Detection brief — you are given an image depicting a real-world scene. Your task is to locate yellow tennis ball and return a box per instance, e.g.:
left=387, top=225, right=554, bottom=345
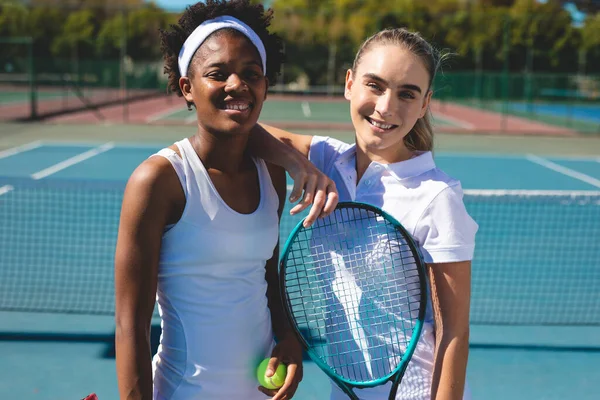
left=256, top=358, right=287, bottom=389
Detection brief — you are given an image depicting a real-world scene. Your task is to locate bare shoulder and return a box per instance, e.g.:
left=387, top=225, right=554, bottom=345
left=123, top=155, right=184, bottom=215
left=127, top=156, right=178, bottom=192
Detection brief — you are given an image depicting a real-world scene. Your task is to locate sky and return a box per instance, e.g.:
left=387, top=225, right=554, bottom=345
left=151, top=0, right=195, bottom=12
left=150, top=0, right=273, bottom=10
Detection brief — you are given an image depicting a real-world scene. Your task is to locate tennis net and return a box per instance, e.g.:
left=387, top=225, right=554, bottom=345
left=1, top=177, right=599, bottom=325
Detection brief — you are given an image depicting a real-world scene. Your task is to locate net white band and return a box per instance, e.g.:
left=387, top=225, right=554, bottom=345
left=178, top=15, right=267, bottom=77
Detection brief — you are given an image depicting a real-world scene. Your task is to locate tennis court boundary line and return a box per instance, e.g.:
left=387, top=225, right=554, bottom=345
left=526, top=154, right=600, bottom=188
left=463, top=189, right=600, bottom=196
left=436, top=152, right=600, bottom=162
left=31, top=142, right=115, bottom=180
left=0, top=185, right=14, bottom=196
left=469, top=343, right=600, bottom=353
left=0, top=140, right=42, bottom=160
left=285, top=185, right=600, bottom=196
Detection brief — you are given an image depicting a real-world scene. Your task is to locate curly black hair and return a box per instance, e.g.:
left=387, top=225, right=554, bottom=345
left=160, top=0, right=284, bottom=108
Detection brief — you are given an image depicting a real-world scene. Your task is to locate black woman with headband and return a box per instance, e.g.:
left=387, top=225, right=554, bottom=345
left=114, top=1, right=337, bottom=399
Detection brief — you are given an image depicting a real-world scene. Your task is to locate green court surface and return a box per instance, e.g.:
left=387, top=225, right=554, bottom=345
left=0, top=90, right=66, bottom=105
left=1, top=122, right=600, bottom=399
left=158, top=98, right=460, bottom=127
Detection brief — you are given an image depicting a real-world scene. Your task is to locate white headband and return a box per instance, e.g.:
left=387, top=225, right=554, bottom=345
left=178, top=15, right=267, bottom=77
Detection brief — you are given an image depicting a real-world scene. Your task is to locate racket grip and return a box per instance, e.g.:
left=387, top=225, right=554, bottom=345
left=337, top=382, right=359, bottom=400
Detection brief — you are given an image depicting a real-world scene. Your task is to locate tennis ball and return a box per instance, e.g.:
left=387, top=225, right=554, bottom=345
left=256, top=358, right=287, bottom=389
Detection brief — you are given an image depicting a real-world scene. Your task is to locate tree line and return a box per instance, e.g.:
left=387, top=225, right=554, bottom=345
left=1, top=0, right=599, bottom=85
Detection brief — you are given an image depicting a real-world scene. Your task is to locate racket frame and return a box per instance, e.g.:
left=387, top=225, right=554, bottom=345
left=279, top=202, right=428, bottom=399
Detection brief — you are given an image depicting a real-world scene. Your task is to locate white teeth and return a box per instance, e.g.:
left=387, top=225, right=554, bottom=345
left=224, top=103, right=250, bottom=111
left=369, top=119, right=393, bottom=129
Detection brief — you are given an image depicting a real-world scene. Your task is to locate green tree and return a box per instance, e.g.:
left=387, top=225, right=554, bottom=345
left=441, top=8, right=508, bottom=71
left=51, top=9, right=96, bottom=59
left=31, top=0, right=146, bottom=10
left=97, top=4, right=171, bottom=60
left=126, top=4, right=170, bottom=60
left=96, top=12, right=125, bottom=59
left=580, top=12, right=600, bottom=72
left=0, top=2, right=29, bottom=37
left=581, top=12, right=600, bottom=53
left=509, top=0, right=579, bottom=72
left=27, top=7, right=64, bottom=59
left=0, top=3, right=30, bottom=74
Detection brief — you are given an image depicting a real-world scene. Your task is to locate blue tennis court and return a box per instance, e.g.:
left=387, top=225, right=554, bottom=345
left=509, top=103, right=600, bottom=124
left=1, top=140, right=600, bottom=399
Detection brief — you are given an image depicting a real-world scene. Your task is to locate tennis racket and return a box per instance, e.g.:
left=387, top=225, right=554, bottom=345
left=280, top=202, right=427, bottom=400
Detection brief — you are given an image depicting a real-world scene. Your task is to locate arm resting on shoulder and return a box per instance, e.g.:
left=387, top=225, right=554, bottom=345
left=248, top=123, right=312, bottom=161
left=249, top=123, right=338, bottom=226
left=428, top=261, right=471, bottom=400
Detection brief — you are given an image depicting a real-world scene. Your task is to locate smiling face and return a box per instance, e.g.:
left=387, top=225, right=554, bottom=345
left=345, top=43, right=432, bottom=162
left=180, top=30, right=268, bottom=137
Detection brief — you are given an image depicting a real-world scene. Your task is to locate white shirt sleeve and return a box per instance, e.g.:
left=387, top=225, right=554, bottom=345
left=415, top=183, right=478, bottom=264
left=308, top=136, right=351, bottom=174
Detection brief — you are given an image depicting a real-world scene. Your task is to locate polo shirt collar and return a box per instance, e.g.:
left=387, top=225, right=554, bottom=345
left=335, top=142, right=357, bottom=165
left=334, top=144, right=436, bottom=182
left=385, top=151, right=436, bottom=181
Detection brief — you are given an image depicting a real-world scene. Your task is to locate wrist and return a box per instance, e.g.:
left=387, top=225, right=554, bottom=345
left=275, top=330, right=298, bottom=343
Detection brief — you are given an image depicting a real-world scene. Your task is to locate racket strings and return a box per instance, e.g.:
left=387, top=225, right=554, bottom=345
left=284, top=207, right=424, bottom=383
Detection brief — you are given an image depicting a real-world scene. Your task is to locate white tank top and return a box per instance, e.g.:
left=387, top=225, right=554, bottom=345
left=151, top=138, right=278, bottom=400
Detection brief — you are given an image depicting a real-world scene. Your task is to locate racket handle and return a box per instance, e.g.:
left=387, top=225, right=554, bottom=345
left=388, top=373, right=403, bottom=400
left=336, top=381, right=359, bottom=400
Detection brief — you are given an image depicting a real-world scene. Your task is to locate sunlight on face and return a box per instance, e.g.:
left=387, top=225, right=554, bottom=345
left=181, top=30, right=268, bottom=136
left=345, top=44, right=432, bottom=162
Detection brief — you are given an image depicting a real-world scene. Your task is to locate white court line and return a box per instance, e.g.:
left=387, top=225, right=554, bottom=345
left=546, top=155, right=600, bottom=163
left=0, top=185, right=14, bottom=196
left=464, top=189, right=600, bottom=196
left=31, top=142, right=115, bottom=180
left=526, top=154, right=600, bottom=189
left=30, top=141, right=168, bottom=149
left=146, top=105, right=187, bottom=123
left=0, top=141, right=43, bottom=160
left=301, top=101, right=312, bottom=118
left=286, top=184, right=600, bottom=197
left=437, top=152, right=600, bottom=162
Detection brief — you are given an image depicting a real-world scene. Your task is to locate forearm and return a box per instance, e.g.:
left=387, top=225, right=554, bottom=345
left=248, top=124, right=305, bottom=170
left=115, top=326, right=153, bottom=400
left=267, top=280, right=295, bottom=340
left=430, top=332, right=470, bottom=400
left=427, top=261, right=471, bottom=400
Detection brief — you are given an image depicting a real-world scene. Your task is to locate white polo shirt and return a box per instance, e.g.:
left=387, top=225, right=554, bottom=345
left=309, top=136, right=477, bottom=400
